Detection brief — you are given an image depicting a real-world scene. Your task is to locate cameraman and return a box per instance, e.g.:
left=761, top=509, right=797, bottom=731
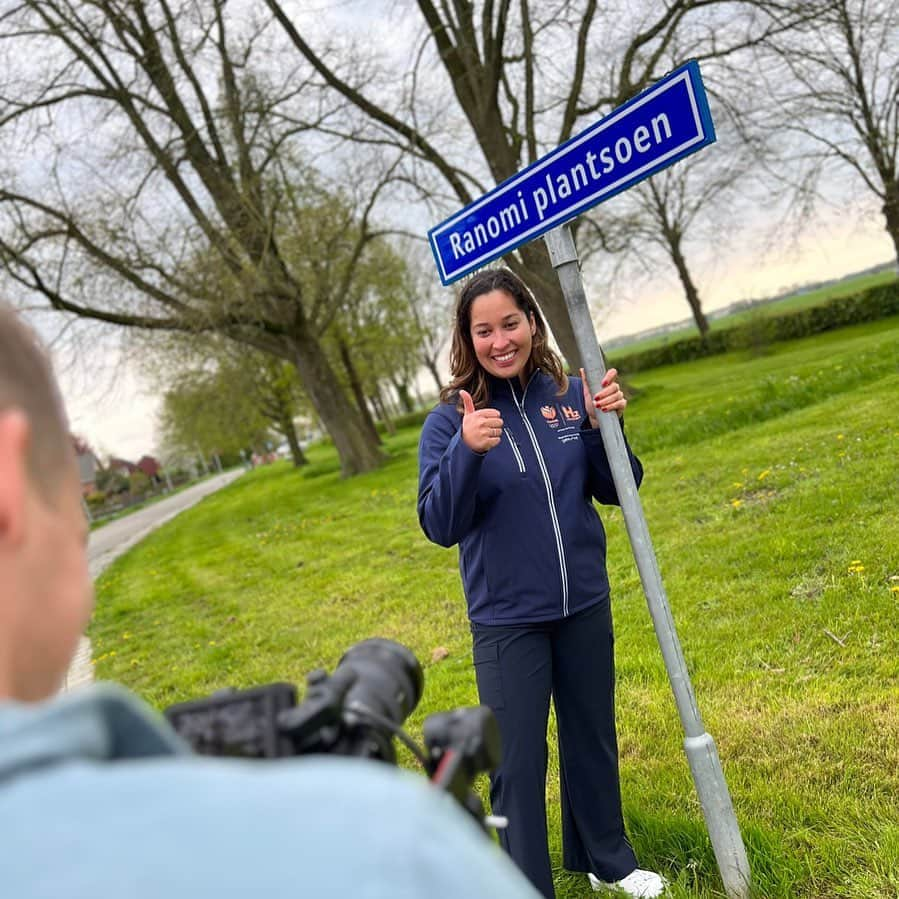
left=0, top=303, right=540, bottom=899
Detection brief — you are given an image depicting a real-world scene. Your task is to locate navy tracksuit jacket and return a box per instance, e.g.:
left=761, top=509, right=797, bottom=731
left=417, top=371, right=643, bottom=625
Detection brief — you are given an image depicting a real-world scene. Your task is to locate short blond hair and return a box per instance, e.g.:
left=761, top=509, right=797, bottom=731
left=0, top=302, right=74, bottom=500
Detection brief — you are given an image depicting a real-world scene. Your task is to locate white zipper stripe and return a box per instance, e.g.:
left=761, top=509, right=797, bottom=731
left=504, top=428, right=526, bottom=473
left=509, top=382, right=570, bottom=616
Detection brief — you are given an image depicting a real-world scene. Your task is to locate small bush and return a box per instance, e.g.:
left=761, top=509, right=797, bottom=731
left=374, top=408, right=432, bottom=434
left=85, top=491, right=107, bottom=510
left=387, top=408, right=432, bottom=431
left=128, top=471, right=151, bottom=498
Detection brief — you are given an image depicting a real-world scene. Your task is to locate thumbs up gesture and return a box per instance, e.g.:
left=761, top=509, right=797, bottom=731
left=459, top=390, right=504, bottom=453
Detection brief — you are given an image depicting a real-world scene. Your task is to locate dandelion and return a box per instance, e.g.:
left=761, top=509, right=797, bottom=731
left=836, top=434, right=844, bottom=441
left=730, top=499, right=744, bottom=509
left=758, top=469, right=771, bottom=481
left=891, top=586, right=899, bottom=595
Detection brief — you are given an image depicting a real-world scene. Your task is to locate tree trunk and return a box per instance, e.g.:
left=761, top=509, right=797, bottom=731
left=288, top=331, right=384, bottom=476
left=667, top=234, right=709, bottom=336
left=391, top=376, right=414, bottom=414
left=424, top=357, right=443, bottom=395
left=278, top=409, right=308, bottom=467
left=882, top=183, right=899, bottom=268
left=337, top=336, right=382, bottom=446
left=512, top=241, right=583, bottom=370
left=370, top=392, right=396, bottom=436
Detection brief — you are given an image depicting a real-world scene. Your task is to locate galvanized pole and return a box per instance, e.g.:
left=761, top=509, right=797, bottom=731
left=544, top=224, right=751, bottom=899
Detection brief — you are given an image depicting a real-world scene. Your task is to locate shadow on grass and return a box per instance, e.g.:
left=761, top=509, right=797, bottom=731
left=299, top=457, right=343, bottom=480
left=552, top=810, right=807, bottom=898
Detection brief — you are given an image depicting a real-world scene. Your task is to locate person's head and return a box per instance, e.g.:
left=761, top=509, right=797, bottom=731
left=441, top=268, right=566, bottom=407
left=0, top=303, right=93, bottom=702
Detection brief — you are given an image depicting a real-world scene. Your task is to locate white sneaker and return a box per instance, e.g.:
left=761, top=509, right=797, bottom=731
left=588, top=868, right=668, bottom=897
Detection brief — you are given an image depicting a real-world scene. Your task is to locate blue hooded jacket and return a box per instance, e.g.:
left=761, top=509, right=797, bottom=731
left=418, top=371, right=643, bottom=625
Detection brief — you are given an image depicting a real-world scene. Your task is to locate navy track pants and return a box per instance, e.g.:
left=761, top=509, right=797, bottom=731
left=471, top=600, right=637, bottom=899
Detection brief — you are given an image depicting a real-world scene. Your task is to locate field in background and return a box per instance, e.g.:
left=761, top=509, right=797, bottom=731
left=91, top=315, right=899, bottom=898
left=608, top=268, right=898, bottom=358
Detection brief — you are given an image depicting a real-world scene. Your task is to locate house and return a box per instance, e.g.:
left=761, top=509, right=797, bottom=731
left=107, top=457, right=139, bottom=477
left=136, top=455, right=162, bottom=482
left=72, top=435, right=101, bottom=497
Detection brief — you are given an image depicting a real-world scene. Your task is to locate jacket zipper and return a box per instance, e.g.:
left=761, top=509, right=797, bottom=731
left=504, top=428, right=526, bottom=474
left=509, top=380, right=570, bottom=616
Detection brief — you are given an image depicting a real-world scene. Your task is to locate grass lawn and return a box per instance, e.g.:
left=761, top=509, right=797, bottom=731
left=91, top=315, right=899, bottom=898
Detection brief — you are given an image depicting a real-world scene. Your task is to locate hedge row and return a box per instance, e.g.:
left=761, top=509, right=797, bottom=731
left=609, top=279, right=899, bottom=374
left=375, top=408, right=431, bottom=434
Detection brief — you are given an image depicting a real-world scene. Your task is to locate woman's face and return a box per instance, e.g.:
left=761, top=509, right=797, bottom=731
left=469, top=289, right=536, bottom=382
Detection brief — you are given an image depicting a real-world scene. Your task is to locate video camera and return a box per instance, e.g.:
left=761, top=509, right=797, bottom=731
left=164, top=638, right=503, bottom=829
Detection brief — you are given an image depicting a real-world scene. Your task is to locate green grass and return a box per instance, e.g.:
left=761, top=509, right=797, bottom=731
left=611, top=268, right=898, bottom=356
left=91, top=315, right=899, bottom=898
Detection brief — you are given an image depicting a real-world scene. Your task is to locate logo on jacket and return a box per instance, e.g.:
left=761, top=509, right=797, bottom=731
left=540, top=404, right=560, bottom=429
left=561, top=405, right=581, bottom=422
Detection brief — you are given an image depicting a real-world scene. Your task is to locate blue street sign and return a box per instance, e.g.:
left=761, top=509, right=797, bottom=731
left=428, top=60, right=716, bottom=285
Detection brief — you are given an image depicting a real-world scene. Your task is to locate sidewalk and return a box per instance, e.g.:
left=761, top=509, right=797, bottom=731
left=63, top=468, right=246, bottom=691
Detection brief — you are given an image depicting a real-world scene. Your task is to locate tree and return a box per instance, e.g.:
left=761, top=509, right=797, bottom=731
left=398, top=240, right=455, bottom=396
left=248, top=356, right=310, bottom=468
left=266, top=0, right=805, bottom=368
left=159, top=366, right=273, bottom=464
left=328, top=237, right=432, bottom=419
left=142, top=330, right=312, bottom=467
left=0, top=0, right=392, bottom=476
left=756, top=0, right=899, bottom=265
left=591, top=130, right=759, bottom=336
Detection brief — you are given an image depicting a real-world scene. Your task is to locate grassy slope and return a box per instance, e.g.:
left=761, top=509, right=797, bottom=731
left=92, top=316, right=899, bottom=898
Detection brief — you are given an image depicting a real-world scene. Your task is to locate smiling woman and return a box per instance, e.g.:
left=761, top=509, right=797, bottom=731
left=417, top=268, right=664, bottom=899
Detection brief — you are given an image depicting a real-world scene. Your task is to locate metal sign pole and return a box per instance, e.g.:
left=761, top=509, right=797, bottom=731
left=544, top=224, right=751, bottom=899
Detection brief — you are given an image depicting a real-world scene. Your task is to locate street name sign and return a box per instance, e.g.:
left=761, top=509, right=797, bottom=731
left=428, top=60, right=716, bottom=285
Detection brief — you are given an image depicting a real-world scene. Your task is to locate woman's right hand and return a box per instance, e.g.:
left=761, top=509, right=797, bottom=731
left=460, top=390, right=503, bottom=453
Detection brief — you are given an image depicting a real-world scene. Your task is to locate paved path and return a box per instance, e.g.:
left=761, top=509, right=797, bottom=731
left=63, top=469, right=246, bottom=691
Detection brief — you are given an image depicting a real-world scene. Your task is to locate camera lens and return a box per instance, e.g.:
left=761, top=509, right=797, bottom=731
left=338, top=638, right=424, bottom=733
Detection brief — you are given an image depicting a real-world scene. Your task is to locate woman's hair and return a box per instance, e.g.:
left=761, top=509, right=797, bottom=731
left=440, top=268, right=567, bottom=408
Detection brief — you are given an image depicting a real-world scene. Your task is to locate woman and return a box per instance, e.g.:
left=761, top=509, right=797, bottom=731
left=417, top=269, right=666, bottom=899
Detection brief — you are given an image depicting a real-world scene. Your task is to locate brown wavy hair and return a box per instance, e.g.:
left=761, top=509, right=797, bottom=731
left=439, top=268, right=567, bottom=409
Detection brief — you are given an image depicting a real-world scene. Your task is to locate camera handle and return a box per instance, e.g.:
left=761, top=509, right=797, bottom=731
left=423, top=707, right=505, bottom=833
left=277, top=667, right=508, bottom=834
left=337, top=700, right=507, bottom=835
